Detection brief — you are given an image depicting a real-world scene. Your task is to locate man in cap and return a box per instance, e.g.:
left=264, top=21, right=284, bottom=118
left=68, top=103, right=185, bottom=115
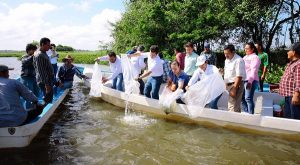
left=0, top=65, right=43, bottom=127
left=200, top=43, right=217, bottom=66
left=186, top=56, right=222, bottom=109
left=279, top=42, right=300, bottom=120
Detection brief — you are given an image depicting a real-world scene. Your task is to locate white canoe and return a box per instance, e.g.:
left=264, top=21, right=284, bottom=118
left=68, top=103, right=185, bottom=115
left=0, top=89, right=69, bottom=148
left=84, top=70, right=300, bottom=140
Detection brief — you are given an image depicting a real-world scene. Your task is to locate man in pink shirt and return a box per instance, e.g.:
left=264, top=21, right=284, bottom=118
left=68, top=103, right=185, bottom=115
left=242, top=42, right=261, bottom=114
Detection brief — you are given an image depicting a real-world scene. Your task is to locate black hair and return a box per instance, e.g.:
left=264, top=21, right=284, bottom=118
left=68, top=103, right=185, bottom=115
left=224, top=44, right=235, bottom=52
left=158, top=52, right=163, bottom=59
left=291, top=42, right=300, bottom=55
left=255, top=41, right=263, bottom=50
left=184, top=42, right=194, bottom=48
left=137, top=45, right=145, bottom=51
left=40, top=37, right=50, bottom=46
left=50, top=43, right=56, bottom=48
left=26, top=44, right=37, bottom=53
left=246, top=42, right=258, bottom=54
left=150, top=45, right=159, bottom=54
left=174, top=47, right=181, bottom=52
left=171, top=60, right=180, bottom=67
left=108, top=52, right=116, bottom=57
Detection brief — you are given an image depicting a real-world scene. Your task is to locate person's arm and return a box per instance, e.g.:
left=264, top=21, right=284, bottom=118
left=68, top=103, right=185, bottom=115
left=21, top=55, right=33, bottom=67
left=96, top=55, right=109, bottom=62
left=16, top=81, right=38, bottom=103
left=292, top=64, right=300, bottom=105
left=186, top=70, right=199, bottom=89
left=261, top=53, right=269, bottom=80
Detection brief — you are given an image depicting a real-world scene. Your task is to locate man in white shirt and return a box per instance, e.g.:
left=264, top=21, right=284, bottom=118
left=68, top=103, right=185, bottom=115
left=96, top=52, right=124, bottom=91
left=46, top=44, right=59, bottom=80
left=186, top=55, right=222, bottom=109
left=129, top=45, right=163, bottom=100
left=224, top=44, right=246, bottom=112
left=128, top=45, right=146, bottom=94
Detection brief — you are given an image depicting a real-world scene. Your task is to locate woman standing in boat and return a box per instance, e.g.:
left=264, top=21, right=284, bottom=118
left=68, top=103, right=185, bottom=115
left=96, top=52, right=124, bottom=91
left=242, top=42, right=261, bottom=114
left=129, top=45, right=164, bottom=100
left=279, top=42, right=300, bottom=120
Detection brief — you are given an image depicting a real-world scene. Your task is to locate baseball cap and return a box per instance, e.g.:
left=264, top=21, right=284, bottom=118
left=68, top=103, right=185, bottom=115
left=195, top=55, right=207, bottom=66
left=204, top=43, right=210, bottom=48
left=0, top=65, right=14, bottom=72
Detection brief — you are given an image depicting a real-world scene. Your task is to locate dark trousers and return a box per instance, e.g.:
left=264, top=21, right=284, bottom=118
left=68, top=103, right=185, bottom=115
left=39, top=83, right=53, bottom=104
left=22, top=105, right=44, bottom=124
left=284, top=96, right=300, bottom=120
left=138, top=78, right=145, bottom=95
left=258, top=76, right=264, bottom=92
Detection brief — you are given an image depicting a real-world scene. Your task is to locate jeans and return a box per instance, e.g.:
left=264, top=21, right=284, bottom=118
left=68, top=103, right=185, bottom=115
left=208, top=94, right=222, bottom=109
left=242, top=80, right=258, bottom=114
left=112, top=73, right=124, bottom=91
left=144, top=76, right=163, bottom=100
left=284, top=96, right=300, bottom=120
left=20, top=76, right=40, bottom=108
left=52, top=63, right=58, bottom=80
left=39, top=83, right=53, bottom=104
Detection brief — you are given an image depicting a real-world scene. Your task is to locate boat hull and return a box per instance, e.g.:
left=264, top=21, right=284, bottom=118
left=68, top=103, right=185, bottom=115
left=84, top=79, right=300, bottom=140
left=0, top=89, right=69, bottom=148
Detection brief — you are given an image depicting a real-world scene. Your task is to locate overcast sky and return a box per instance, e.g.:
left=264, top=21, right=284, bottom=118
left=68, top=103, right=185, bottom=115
left=0, top=0, right=124, bottom=50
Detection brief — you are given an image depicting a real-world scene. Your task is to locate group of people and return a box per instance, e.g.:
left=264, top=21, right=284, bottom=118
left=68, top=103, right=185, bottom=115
left=0, top=37, right=87, bottom=127
left=97, top=40, right=300, bottom=120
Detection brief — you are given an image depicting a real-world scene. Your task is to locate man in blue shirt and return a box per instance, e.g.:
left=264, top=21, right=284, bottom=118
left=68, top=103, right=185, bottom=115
left=57, top=55, right=88, bottom=89
left=167, top=61, right=190, bottom=103
left=0, top=65, right=43, bottom=127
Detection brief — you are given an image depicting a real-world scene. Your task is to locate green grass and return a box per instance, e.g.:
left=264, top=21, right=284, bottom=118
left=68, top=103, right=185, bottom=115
left=0, top=51, right=108, bottom=64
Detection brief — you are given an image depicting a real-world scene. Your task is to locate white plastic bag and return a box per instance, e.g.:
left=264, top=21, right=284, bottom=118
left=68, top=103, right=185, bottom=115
left=121, top=54, right=140, bottom=94
left=182, top=73, right=225, bottom=107
left=159, top=87, right=183, bottom=110
left=89, top=62, right=102, bottom=97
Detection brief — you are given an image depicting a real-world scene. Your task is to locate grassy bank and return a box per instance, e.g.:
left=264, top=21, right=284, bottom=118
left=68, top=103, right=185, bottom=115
left=0, top=51, right=107, bottom=64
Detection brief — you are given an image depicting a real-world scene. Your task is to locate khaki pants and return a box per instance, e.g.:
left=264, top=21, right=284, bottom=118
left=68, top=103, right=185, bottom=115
left=227, top=84, right=244, bottom=112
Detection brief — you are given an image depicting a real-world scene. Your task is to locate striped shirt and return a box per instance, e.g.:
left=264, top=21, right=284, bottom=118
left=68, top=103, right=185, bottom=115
left=279, top=59, right=300, bottom=97
left=33, top=51, right=54, bottom=85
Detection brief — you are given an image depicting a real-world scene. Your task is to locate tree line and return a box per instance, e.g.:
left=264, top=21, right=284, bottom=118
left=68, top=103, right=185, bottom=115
left=112, top=0, right=300, bottom=54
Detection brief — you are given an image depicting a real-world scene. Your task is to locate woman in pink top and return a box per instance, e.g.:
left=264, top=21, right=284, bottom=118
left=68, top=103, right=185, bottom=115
left=242, top=42, right=261, bottom=114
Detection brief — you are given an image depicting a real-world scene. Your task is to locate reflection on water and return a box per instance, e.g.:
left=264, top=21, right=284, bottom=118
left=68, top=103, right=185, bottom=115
left=0, top=57, right=300, bottom=164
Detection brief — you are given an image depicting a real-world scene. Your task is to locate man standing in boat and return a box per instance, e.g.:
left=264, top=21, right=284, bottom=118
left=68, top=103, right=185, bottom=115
left=184, top=42, right=198, bottom=78
left=33, top=37, right=54, bottom=104
left=128, top=45, right=146, bottom=95
left=279, top=42, right=300, bottom=120
left=20, top=43, right=39, bottom=108
left=129, top=45, right=164, bottom=100
left=223, top=44, right=247, bottom=112
left=0, top=65, right=43, bottom=127
left=96, top=52, right=124, bottom=91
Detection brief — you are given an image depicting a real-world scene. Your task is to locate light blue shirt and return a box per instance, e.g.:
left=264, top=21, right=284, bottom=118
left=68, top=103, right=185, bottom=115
left=184, top=52, right=198, bottom=76
left=0, top=77, right=38, bottom=127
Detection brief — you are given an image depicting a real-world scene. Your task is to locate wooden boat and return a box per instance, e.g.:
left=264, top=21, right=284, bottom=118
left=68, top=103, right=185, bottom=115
left=0, top=89, right=69, bottom=149
left=84, top=68, right=300, bottom=140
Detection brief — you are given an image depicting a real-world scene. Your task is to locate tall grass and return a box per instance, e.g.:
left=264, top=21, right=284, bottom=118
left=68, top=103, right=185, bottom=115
left=0, top=51, right=108, bottom=64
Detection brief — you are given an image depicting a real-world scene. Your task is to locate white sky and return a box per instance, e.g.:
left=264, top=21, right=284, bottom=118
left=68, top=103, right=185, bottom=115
left=0, top=0, right=123, bottom=50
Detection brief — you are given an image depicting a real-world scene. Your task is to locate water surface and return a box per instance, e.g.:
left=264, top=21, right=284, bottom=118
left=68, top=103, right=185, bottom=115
left=0, top=57, right=300, bottom=164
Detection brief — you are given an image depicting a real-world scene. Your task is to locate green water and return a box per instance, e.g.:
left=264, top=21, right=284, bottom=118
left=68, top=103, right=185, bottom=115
left=0, top=83, right=299, bottom=164
left=1, top=57, right=300, bottom=164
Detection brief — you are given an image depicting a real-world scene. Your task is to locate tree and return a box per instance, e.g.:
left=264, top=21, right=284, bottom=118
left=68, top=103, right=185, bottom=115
left=56, top=44, right=74, bottom=51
